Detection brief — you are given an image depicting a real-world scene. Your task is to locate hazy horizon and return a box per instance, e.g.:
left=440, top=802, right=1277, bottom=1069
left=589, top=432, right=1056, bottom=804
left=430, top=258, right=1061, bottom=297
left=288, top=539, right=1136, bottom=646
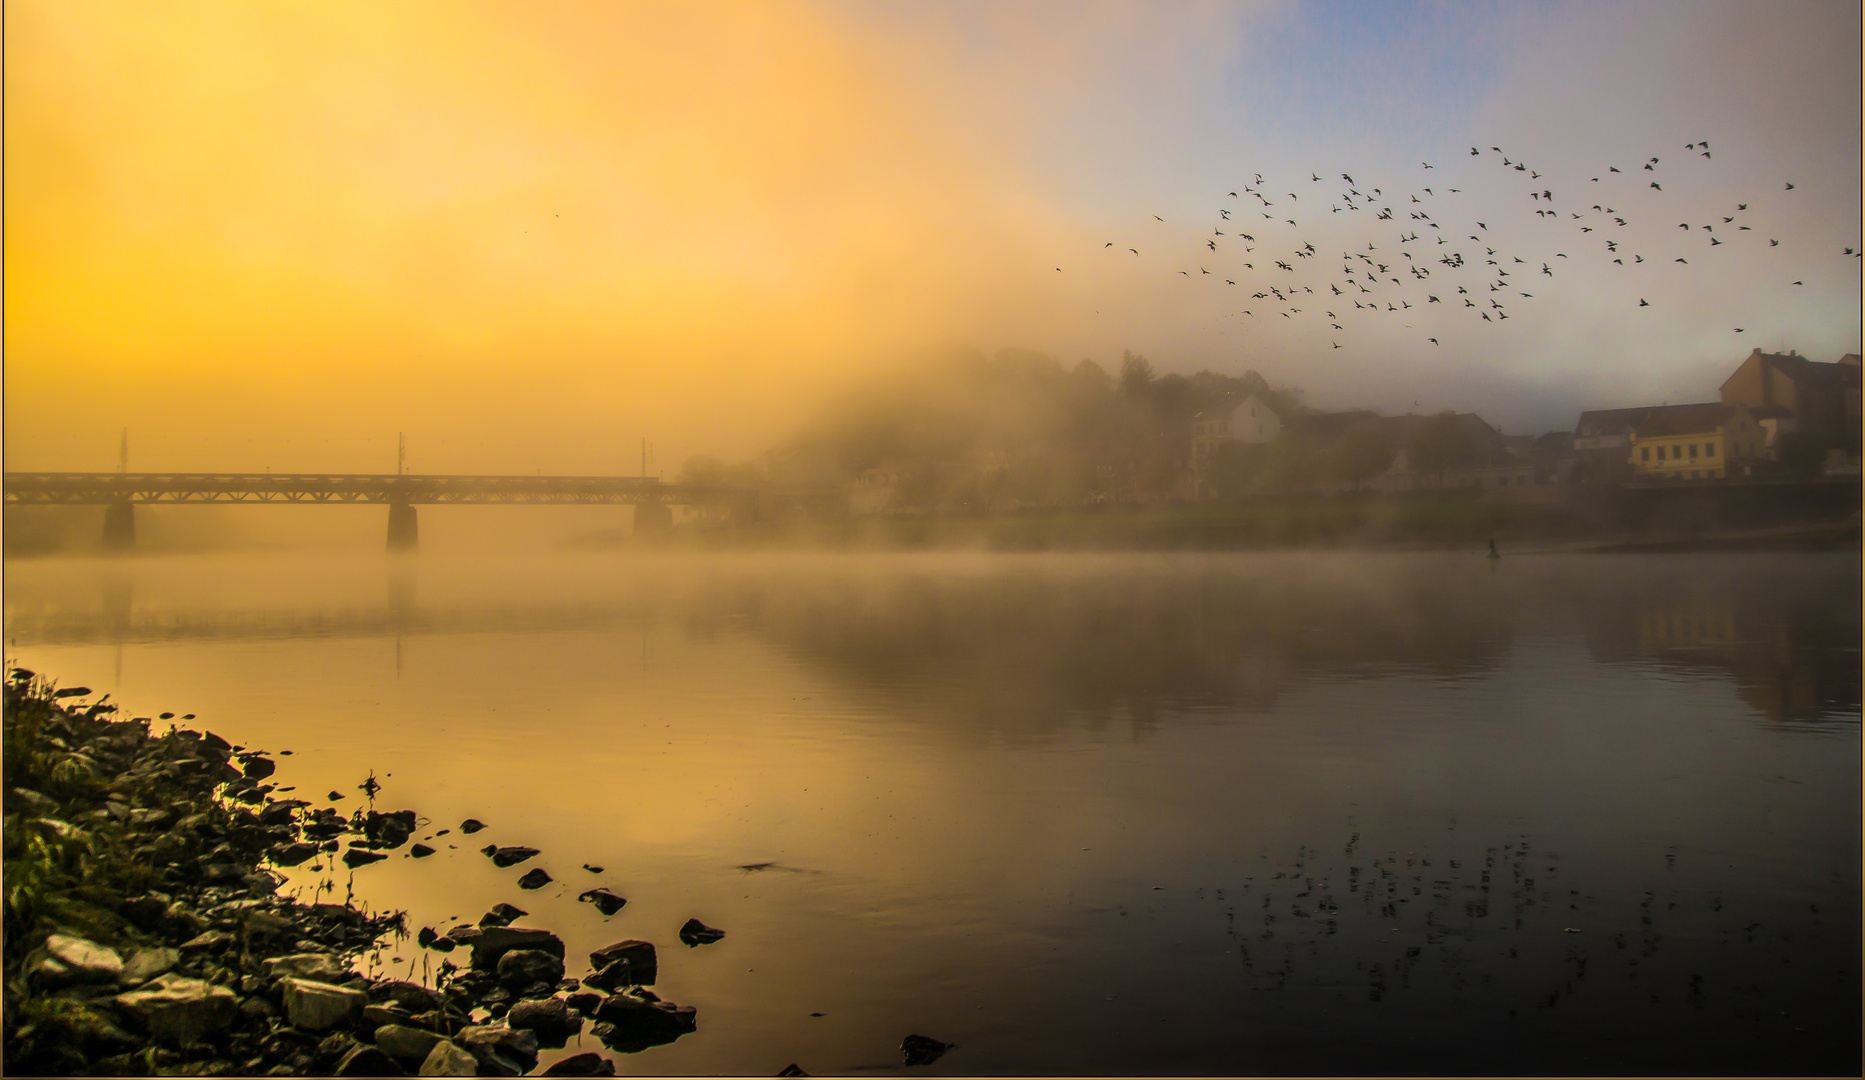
left=5, top=1, right=1859, bottom=477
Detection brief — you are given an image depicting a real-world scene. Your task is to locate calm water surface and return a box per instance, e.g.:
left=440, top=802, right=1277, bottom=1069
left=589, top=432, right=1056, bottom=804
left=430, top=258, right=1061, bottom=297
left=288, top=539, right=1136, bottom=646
left=5, top=551, right=1859, bottom=1075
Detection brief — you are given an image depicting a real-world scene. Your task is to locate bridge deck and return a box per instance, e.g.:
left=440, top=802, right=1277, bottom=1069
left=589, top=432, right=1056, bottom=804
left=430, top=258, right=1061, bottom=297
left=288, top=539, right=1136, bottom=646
left=1, top=473, right=742, bottom=506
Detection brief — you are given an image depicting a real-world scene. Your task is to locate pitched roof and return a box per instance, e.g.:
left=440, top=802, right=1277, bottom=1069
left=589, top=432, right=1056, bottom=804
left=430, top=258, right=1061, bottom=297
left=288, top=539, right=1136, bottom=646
left=1574, top=406, right=1655, bottom=437
left=1633, top=403, right=1734, bottom=438
left=1191, top=391, right=1286, bottom=422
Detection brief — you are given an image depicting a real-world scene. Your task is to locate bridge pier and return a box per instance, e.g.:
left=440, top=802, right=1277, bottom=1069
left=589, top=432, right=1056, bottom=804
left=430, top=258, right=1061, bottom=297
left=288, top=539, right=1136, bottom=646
left=387, top=502, right=418, bottom=552
left=634, top=501, right=672, bottom=537
left=101, top=502, right=136, bottom=552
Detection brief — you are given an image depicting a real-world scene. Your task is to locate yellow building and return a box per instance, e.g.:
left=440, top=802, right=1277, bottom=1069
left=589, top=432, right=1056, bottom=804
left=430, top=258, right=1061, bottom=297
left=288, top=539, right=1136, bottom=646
left=1627, top=402, right=1767, bottom=481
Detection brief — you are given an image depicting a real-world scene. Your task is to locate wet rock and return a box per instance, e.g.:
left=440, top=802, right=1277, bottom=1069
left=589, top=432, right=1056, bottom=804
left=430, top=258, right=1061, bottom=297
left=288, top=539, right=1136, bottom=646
left=543, top=1051, right=617, bottom=1076
left=901, top=1034, right=950, bottom=1067
left=376, top=979, right=443, bottom=1012
left=578, top=889, right=627, bottom=916
left=566, top=991, right=602, bottom=1014
left=517, top=868, right=553, bottom=890
left=507, top=996, right=583, bottom=1045
left=464, top=926, right=563, bottom=971
left=479, top=903, right=528, bottom=927
left=180, top=929, right=236, bottom=952
left=456, top=1023, right=540, bottom=1075
left=29, top=933, right=123, bottom=988
left=591, top=988, right=696, bottom=1052
left=336, top=1044, right=406, bottom=1077
left=585, top=940, right=657, bottom=988
left=120, top=946, right=181, bottom=985
left=417, top=1040, right=478, bottom=1076
left=266, top=953, right=349, bottom=982
left=241, top=755, right=277, bottom=780
left=364, top=1003, right=412, bottom=1028
left=777, top=1065, right=809, bottom=1077
left=114, top=972, right=240, bottom=1046
left=281, top=977, right=368, bottom=1031
left=582, top=864, right=604, bottom=874
left=460, top=819, right=488, bottom=834
left=483, top=845, right=539, bottom=868
left=257, top=798, right=308, bottom=826
left=409, top=843, right=435, bottom=858
left=678, top=918, right=726, bottom=946
left=376, top=1023, right=448, bottom=1065
left=327, top=791, right=346, bottom=801
left=364, top=809, right=418, bottom=849
left=344, top=847, right=389, bottom=868
left=416, top=927, right=456, bottom=952
left=271, top=841, right=320, bottom=867
left=498, top=947, right=565, bottom=989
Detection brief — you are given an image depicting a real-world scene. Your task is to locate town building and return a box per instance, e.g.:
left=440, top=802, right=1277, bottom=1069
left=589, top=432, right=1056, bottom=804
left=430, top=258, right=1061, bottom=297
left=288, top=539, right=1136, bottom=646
left=1719, top=349, right=1861, bottom=451
left=1189, top=392, right=1283, bottom=497
left=1627, top=402, right=1771, bottom=481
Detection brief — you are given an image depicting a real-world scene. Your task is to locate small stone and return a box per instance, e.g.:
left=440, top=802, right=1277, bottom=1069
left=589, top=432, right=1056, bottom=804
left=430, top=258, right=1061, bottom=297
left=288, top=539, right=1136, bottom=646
left=459, top=819, right=488, bottom=834
left=517, top=868, right=552, bottom=890
left=376, top=979, right=443, bottom=1011
left=409, top=843, right=435, bottom=858
left=507, top=996, right=583, bottom=1044
left=901, top=1034, right=950, bottom=1067
left=344, top=848, right=389, bottom=868
left=777, top=1065, right=809, bottom=1077
left=335, top=1044, right=404, bottom=1076
left=327, top=790, right=346, bottom=801
left=479, top=903, right=528, bottom=927
left=585, top=940, right=656, bottom=988
left=180, top=929, right=235, bottom=952
left=582, top=864, right=604, bottom=874
left=114, top=973, right=240, bottom=1046
left=266, top=953, right=349, bottom=982
left=120, top=946, right=181, bottom=985
left=577, top=889, right=627, bottom=916
left=456, top=1023, right=540, bottom=1074
left=271, top=842, right=320, bottom=867
left=483, top=845, right=539, bottom=868
left=497, top=948, right=565, bottom=989
left=32, top=934, right=123, bottom=988
left=465, top=926, right=563, bottom=971
left=678, top=918, right=725, bottom=946
left=375, top=1023, right=447, bottom=1065
left=417, top=1040, right=478, bottom=1076
left=281, top=977, right=368, bottom=1032
left=543, top=1051, right=618, bottom=1076
left=590, top=990, right=696, bottom=1053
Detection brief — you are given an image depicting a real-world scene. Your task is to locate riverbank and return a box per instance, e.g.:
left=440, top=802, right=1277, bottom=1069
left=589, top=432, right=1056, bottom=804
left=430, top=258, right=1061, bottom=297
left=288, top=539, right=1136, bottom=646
left=1, top=672, right=696, bottom=1076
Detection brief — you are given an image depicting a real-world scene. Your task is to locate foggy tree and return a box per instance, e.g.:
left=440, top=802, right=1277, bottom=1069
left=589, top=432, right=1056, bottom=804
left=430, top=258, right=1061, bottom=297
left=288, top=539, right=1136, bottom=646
left=1408, top=413, right=1478, bottom=479
left=1119, top=350, right=1155, bottom=396
left=1324, top=426, right=1396, bottom=490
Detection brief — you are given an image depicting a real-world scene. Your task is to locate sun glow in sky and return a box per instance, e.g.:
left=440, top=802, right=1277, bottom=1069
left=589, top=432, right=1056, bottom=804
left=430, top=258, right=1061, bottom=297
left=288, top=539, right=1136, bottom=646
left=5, top=1, right=1859, bottom=472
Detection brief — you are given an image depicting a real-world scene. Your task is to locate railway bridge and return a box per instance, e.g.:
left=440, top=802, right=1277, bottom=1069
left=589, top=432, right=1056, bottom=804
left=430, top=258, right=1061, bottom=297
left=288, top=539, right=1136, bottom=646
left=1, top=472, right=754, bottom=551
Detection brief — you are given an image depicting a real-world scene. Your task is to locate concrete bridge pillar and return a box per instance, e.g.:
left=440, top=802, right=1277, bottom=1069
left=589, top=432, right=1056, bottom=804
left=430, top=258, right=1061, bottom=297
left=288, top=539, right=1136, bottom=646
left=634, top=501, right=673, bottom=537
left=387, top=502, right=419, bottom=552
left=101, top=502, right=136, bottom=552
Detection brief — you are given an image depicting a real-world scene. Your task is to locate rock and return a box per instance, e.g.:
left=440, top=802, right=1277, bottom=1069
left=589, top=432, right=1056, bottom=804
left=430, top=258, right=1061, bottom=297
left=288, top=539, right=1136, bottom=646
left=32, top=933, right=123, bottom=988
left=517, top=868, right=553, bottom=890
left=497, top=947, right=565, bottom=989
left=465, top=926, right=563, bottom=971
left=416, top=927, right=455, bottom=952
left=479, top=903, right=528, bottom=927
left=281, top=977, right=368, bottom=1032
left=344, top=847, right=389, bottom=868
left=901, top=1034, right=950, bottom=1067
left=460, top=819, right=488, bottom=834
left=582, top=864, right=604, bottom=874
left=119, top=946, right=181, bottom=985
left=244, top=909, right=294, bottom=939
left=456, top=1023, right=540, bottom=1075
left=241, top=755, right=277, bottom=780
left=265, top=953, right=349, bottom=982
left=327, top=790, right=346, bottom=801
left=585, top=940, right=656, bottom=988
left=409, top=843, right=435, bottom=858
left=777, top=1065, right=809, bottom=1077
left=543, top=1051, right=617, bottom=1076
left=376, top=979, right=443, bottom=1011
left=507, top=997, right=583, bottom=1045
left=577, top=889, right=627, bottom=916
left=375, top=1023, right=447, bottom=1065
left=336, top=1044, right=405, bottom=1076
left=566, top=991, right=602, bottom=1014
left=417, top=1040, right=478, bottom=1076
left=114, top=973, right=240, bottom=1046
left=483, top=845, right=539, bottom=868
left=271, top=841, right=320, bottom=867
left=364, top=809, right=418, bottom=849
left=180, top=929, right=236, bottom=952
left=678, top=918, right=726, bottom=946
left=591, top=989, right=696, bottom=1053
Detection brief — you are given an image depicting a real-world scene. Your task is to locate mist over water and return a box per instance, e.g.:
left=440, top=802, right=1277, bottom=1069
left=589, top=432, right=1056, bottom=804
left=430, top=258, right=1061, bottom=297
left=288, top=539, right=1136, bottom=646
left=5, top=550, right=1857, bottom=1074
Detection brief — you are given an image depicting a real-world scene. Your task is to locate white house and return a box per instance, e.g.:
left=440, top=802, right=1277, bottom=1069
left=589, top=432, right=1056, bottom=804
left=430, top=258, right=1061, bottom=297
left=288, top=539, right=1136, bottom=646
left=1190, top=393, right=1283, bottom=497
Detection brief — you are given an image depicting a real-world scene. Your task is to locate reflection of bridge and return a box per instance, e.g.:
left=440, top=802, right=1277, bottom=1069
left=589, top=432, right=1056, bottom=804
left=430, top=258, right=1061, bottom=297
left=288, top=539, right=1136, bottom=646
left=1, top=473, right=753, bottom=551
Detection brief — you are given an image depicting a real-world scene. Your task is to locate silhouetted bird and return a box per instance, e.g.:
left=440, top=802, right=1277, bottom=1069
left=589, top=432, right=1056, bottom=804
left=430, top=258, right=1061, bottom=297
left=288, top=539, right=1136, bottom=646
left=1784, top=182, right=1794, bottom=190
left=1639, top=298, right=1649, bottom=306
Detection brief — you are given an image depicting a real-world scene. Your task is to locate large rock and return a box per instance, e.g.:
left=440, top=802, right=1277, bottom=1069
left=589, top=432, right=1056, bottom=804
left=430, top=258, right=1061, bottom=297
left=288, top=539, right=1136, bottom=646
left=901, top=1034, right=950, bottom=1067
left=282, top=977, right=368, bottom=1032
left=114, top=972, right=239, bottom=1046
left=119, top=946, right=180, bottom=985
left=375, top=978, right=443, bottom=1011
left=456, top=1023, right=540, bottom=1075
left=465, top=926, right=563, bottom=971
left=376, top=1023, right=448, bottom=1065
left=542, top=1051, right=617, bottom=1076
left=584, top=940, right=656, bottom=989
left=30, top=933, right=123, bottom=988
left=517, top=868, right=553, bottom=890
left=498, top=947, right=565, bottom=989
left=591, top=989, right=696, bottom=1053
left=266, top=953, right=349, bottom=982
left=482, top=845, right=540, bottom=868
left=417, top=1040, right=478, bottom=1076
left=678, top=918, right=726, bottom=946
left=271, top=841, right=320, bottom=867
left=507, top=997, right=583, bottom=1046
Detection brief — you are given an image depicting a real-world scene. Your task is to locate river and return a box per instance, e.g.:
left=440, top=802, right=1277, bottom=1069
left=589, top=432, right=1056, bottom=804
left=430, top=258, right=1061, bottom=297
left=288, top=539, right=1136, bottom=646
left=4, top=549, right=1858, bottom=1075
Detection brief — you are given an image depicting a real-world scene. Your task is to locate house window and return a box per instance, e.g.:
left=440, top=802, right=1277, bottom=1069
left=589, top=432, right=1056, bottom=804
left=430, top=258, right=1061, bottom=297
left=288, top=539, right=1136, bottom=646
left=1688, top=444, right=1698, bottom=459
left=1640, top=446, right=1650, bottom=462
left=1705, top=443, right=1715, bottom=458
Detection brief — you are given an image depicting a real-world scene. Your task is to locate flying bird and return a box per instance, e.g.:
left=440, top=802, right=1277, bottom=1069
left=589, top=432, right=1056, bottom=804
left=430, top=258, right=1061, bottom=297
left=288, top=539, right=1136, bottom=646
left=1735, top=328, right=1745, bottom=333
left=1429, top=338, right=1439, bottom=345
left=1651, top=182, right=1662, bottom=190
left=1784, top=182, right=1794, bottom=190
left=1639, top=299, right=1649, bottom=306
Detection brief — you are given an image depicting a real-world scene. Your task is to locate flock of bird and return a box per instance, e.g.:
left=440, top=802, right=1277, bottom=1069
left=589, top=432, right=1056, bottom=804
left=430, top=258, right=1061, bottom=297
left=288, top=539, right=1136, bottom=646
left=1063, top=139, right=1857, bottom=350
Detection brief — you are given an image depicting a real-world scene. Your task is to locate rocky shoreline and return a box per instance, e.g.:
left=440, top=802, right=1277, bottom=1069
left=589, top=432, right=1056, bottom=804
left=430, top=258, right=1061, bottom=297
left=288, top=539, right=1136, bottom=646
left=1, top=669, right=705, bottom=1076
